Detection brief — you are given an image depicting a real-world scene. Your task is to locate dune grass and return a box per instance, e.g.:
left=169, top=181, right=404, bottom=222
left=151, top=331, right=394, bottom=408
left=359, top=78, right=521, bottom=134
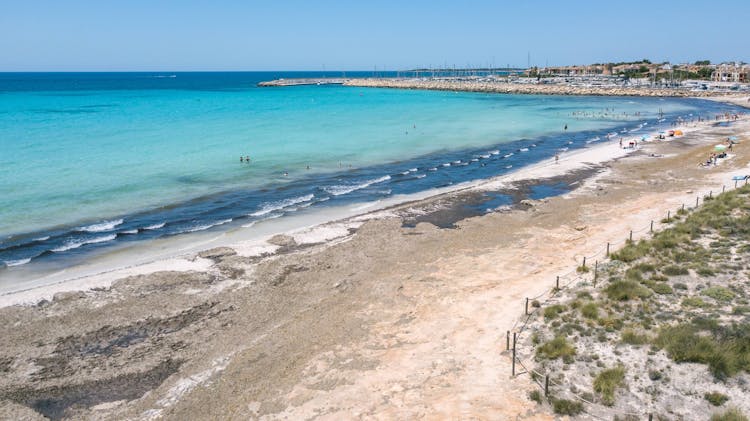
left=593, top=366, right=626, bottom=406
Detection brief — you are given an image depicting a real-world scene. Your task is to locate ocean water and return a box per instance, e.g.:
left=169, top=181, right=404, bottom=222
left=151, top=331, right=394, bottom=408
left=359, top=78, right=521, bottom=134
left=0, top=72, right=742, bottom=275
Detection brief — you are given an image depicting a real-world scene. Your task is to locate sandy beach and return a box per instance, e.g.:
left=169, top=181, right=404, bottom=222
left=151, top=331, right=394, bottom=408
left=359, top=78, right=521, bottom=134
left=1, top=98, right=749, bottom=420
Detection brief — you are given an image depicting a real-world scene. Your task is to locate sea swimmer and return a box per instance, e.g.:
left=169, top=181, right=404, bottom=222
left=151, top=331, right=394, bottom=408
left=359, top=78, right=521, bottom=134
left=240, top=156, right=244, bottom=162
left=245, top=156, right=251, bottom=162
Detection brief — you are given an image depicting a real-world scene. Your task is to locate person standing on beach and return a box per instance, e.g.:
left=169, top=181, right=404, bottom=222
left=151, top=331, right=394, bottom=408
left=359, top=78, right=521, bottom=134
left=564, top=124, right=568, bottom=131
left=619, top=138, right=623, bottom=148
left=555, top=153, right=559, bottom=164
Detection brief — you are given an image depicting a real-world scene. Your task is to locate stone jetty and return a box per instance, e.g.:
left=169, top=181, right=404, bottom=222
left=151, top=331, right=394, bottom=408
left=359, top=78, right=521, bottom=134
left=257, top=78, right=345, bottom=87
left=342, top=78, right=721, bottom=97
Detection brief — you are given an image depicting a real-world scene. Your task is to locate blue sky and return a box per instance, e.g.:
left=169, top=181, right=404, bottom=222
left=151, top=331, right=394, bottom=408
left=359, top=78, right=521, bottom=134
left=1, top=0, right=748, bottom=71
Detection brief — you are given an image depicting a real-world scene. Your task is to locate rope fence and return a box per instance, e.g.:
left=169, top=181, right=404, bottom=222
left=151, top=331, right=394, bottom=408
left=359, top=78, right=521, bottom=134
left=503, top=178, right=749, bottom=419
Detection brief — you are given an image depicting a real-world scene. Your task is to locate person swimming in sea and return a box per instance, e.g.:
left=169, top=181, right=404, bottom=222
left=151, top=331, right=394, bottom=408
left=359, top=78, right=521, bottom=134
left=240, top=156, right=244, bottom=162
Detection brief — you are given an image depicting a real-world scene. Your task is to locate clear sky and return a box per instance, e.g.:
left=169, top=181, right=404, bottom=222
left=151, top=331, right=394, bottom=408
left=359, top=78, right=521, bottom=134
left=1, top=0, right=748, bottom=71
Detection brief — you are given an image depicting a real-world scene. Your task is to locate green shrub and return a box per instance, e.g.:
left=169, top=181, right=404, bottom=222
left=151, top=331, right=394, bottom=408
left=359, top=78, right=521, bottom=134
left=576, top=291, right=593, bottom=300
left=710, top=408, right=748, bottom=421
left=732, top=306, right=750, bottom=315
left=621, top=329, right=649, bottom=345
left=682, top=297, right=710, bottom=308
left=703, top=287, right=735, bottom=302
left=552, top=398, right=584, bottom=416
left=544, top=304, right=566, bottom=319
left=654, top=323, right=750, bottom=380
left=673, top=282, right=688, bottom=290
left=633, top=262, right=656, bottom=273
left=593, top=366, right=626, bottom=406
left=605, top=280, right=652, bottom=301
left=528, top=389, right=543, bottom=404
left=696, top=265, right=717, bottom=277
left=650, top=274, right=668, bottom=282
left=648, top=370, right=662, bottom=381
left=610, top=240, right=649, bottom=262
left=705, top=391, right=730, bottom=406
left=581, top=302, right=599, bottom=319
left=663, top=265, right=689, bottom=276
left=625, top=267, right=643, bottom=281
left=650, top=283, right=673, bottom=294
left=537, top=336, right=576, bottom=360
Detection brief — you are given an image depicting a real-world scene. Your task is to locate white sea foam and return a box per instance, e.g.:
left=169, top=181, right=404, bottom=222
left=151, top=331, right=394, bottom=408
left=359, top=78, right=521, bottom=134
left=323, top=176, right=390, bottom=196
left=143, top=222, right=166, bottom=230
left=428, top=167, right=438, bottom=171
left=5, top=258, right=31, bottom=267
left=408, top=168, right=418, bottom=172
left=415, top=174, right=426, bottom=179
left=519, top=148, right=529, bottom=152
left=33, top=236, right=50, bottom=242
left=52, top=234, right=117, bottom=252
left=184, top=219, right=232, bottom=233
left=490, top=150, right=500, bottom=155
left=503, top=153, right=513, bottom=158
left=441, top=163, right=450, bottom=167
left=77, top=219, right=124, bottom=233
left=452, top=160, right=461, bottom=164
left=471, top=158, right=479, bottom=162
left=480, top=154, right=491, bottom=159
left=250, top=194, right=315, bottom=217
left=121, top=229, right=139, bottom=235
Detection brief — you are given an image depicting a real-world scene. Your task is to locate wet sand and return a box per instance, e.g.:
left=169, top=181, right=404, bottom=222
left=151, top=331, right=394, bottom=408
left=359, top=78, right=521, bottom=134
left=1, top=108, right=749, bottom=420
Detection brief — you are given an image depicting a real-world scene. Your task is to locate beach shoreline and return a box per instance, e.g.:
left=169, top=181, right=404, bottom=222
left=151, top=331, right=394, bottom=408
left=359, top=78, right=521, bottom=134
left=1, top=97, right=749, bottom=420
left=0, top=111, right=694, bottom=306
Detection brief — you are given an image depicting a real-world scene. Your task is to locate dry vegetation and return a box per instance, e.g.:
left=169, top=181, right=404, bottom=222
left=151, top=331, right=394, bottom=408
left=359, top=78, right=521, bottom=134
left=524, top=185, right=750, bottom=420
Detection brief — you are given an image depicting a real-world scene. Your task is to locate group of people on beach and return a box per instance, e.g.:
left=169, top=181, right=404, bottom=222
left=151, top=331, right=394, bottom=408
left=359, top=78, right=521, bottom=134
left=619, top=138, right=638, bottom=149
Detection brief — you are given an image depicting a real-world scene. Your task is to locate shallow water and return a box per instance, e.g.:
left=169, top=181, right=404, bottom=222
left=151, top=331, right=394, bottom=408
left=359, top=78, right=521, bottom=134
left=0, top=72, right=743, bottom=272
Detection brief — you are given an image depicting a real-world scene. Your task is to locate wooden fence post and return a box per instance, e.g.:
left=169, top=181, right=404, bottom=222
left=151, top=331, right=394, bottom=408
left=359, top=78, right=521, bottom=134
left=606, top=242, right=610, bottom=257
left=512, top=332, right=517, bottom=376
left=525, top=298, right=529, bottom=316
left=545, top=375, right=550, bottom=397
left=506, top=330, right=510, bottom=351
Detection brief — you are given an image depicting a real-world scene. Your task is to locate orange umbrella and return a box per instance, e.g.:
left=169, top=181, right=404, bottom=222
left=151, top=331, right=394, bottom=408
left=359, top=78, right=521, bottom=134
left=674, top=130, right=684, bottom=136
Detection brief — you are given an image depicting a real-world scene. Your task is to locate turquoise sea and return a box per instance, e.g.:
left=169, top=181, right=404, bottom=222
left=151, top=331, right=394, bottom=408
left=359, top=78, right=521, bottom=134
left=0, top=72, right=742, bottom=274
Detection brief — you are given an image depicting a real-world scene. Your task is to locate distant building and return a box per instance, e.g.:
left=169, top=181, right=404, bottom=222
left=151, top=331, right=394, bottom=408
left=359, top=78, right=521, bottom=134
left=711, top=63, right=749, bottom=83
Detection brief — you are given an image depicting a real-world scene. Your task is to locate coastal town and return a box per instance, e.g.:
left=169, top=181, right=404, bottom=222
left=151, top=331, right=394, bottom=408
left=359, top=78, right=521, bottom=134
left=260, top=60, right=750, bottom=97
